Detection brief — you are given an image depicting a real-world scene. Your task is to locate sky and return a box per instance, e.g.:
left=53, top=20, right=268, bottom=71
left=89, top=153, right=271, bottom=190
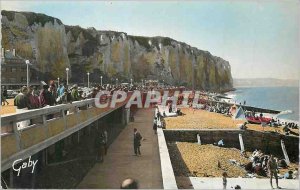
left=1, top=0, right=299, bottom=80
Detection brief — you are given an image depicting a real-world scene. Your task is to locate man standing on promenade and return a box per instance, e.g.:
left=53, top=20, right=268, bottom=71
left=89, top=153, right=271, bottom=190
left=267, top=155, right=281, bottom=189
left=103, top=129, right=108, bottom=155
left=95, top=129, right=106, bottom=163
left=133, top=128, right=142, bottom=156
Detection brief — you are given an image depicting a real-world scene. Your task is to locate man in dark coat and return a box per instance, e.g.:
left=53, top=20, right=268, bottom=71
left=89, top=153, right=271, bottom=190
left=39, top=85, right=54, bottom=107
left=14, top=86, right=29, bottom=109
left=133, top=128, right=142, bottom=156
left=2, top=87, right=9, bottom=106
left=95, top=130, right=106, bottom=162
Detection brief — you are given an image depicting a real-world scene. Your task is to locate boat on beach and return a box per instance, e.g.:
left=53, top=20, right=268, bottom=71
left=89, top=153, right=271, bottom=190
left=246, top=116, right=272, bottom=124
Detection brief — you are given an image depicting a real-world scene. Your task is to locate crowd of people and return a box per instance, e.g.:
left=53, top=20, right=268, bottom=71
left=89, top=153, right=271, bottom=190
left=9, top=81, right=186, bottom=111
left=244, top=150, right=298, bottom=181
left=206, top=103, right=230, bottom=114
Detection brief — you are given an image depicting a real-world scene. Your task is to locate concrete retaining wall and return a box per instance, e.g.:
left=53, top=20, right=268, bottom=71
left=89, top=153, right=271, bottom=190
left=157, top=128, right=178, bottom=189
left=163, top=129, right=299, bottom=161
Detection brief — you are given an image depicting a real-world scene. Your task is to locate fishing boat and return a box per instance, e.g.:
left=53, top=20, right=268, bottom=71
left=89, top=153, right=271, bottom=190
left=246, top=116, right=272, bottom=124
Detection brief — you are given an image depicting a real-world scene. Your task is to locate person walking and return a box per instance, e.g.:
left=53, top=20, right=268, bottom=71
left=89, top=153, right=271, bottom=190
left=103, top=129, right=108, bottom=155
left=153, top=118, right=158, bottom=134
left=95, top=130, right=106, bottom=163
left=2, top=87, right=9, bottom=106
left=267, top=155, right=281, bottom=189
left=222, top=171, right=227, bottom=189
left=133, top=128, right=142, bottom=156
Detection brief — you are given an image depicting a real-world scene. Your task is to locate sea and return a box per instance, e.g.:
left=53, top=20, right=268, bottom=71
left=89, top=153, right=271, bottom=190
left=225, top=86, right=299, bottom=122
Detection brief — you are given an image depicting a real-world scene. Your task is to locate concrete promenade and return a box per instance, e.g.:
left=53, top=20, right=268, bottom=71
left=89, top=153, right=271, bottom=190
left=190, top=177, right=299, bottom=189
left=77, top=108, right=163, bottom=189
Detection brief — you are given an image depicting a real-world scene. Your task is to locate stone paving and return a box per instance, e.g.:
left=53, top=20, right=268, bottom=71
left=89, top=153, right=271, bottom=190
left=77, top=108, right=163, bottom=189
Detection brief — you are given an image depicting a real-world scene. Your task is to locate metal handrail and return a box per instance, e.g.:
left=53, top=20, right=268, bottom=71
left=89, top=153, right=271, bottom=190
left=1, top=92, right=133, bottom=134
left=1, top=98, right=95, bottom=125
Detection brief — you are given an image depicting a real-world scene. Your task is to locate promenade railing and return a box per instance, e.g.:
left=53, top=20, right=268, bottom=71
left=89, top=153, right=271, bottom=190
left=1, top=92, right=132, bottom=171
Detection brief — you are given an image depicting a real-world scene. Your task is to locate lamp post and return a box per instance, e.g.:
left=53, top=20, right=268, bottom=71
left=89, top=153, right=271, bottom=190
left=192, top=55, right=195, bottom=91
left=100, top=76, right=103, bottom=86
left=66, top=68, right=69, bottom=86
left=130, top=78, right=133, bottom=86
left=87, top=72, right=90, bottom=88
left=25, top=60, right=30, bottom=87
left=57, top=77, right=60, bottom=87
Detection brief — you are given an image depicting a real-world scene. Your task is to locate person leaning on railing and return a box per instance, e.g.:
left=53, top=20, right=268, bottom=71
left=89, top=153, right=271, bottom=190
left=27, top=85, right=41, bottom=109
left=39, top=85, right=55, bottom=107
left=39, top=84, right=55, bottom=119
left=14, top=86, right=30, bottom=110
left=14, top=86, right=31, bottom=128
left=71, top=84, right=80, bottom=101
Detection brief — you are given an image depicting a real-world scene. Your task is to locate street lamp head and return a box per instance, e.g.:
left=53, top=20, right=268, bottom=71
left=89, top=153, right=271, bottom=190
left=25, top=60, right=30, bottom=64
left=58, top=77, right=60, bottom=80
left=100, top=76, right=103, bottom=79
left=87, top=72, right=90, bottom=75
left=66, top=68, right=69, bottom=71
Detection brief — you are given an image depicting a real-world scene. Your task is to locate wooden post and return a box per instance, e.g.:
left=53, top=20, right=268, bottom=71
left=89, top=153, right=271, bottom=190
left=197, top=134, right=201, bottom=145
left=239, top=134, right=245, bottom=152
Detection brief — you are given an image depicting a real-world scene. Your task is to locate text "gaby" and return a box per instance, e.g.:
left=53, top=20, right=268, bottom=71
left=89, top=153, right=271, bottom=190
left=12, top=156, right=38, bottom=176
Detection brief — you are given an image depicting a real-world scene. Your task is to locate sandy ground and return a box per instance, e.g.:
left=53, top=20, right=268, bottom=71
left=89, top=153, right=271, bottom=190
left=168, top=142, right=298, bottom=178
left=164, top=108, right=299, bottom=136
left=0, top=99, right=16, bottom=115
left=164, top=108, right=244, bottom=129
left=168, top=143, right=250, bottom=178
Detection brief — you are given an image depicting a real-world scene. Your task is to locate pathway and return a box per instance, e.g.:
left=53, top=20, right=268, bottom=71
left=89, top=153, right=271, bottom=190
left=77, top=108, right=163, bottom=189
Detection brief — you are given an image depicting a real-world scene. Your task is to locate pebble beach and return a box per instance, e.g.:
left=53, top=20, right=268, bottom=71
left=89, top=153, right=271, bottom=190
left=164, top=107, right=299, bottom=180
left=168, top=142, right=298, bottom=178
left=164, top=108, right=299, bottom=136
